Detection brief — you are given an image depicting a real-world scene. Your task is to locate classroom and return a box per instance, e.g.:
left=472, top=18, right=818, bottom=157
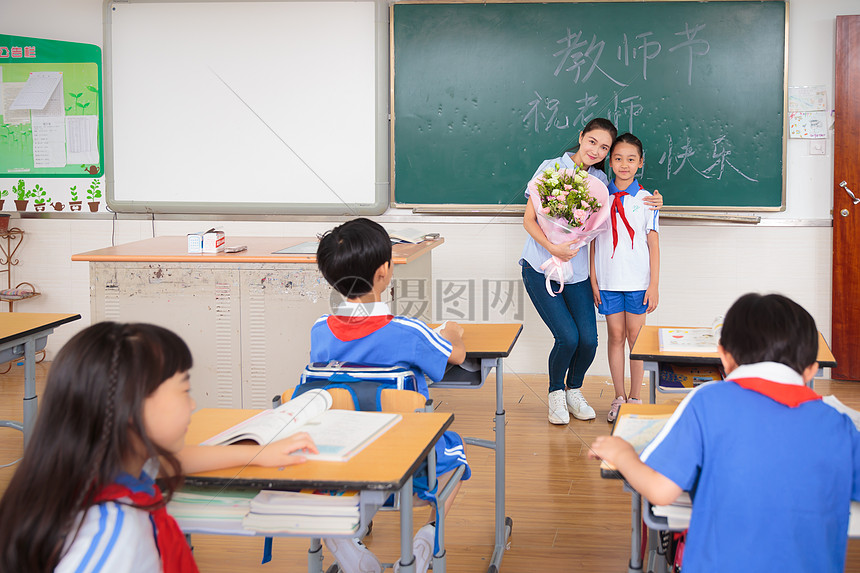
left=2, top=0, right=860, bottom=571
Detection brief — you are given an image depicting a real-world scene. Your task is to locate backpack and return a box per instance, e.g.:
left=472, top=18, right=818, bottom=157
left=292, top=361, right=420, bottom=412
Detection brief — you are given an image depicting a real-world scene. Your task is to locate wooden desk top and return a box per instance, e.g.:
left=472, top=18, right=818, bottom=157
left=0, top=313, right=81, bottom=345
left=71, top=236, right=444, bottom=265
left=434, top=323, right=523, bottom=359
left=184, top=408, right=453, bottom=491
left=630, top=325, right=837, bottom=368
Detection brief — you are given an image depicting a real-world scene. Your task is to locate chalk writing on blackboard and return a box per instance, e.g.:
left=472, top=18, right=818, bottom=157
left=658, top=134, right=758, bottom=182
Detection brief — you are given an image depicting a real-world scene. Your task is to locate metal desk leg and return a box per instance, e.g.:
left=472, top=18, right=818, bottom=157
left=646, top=361, right=658, bottom=404
left=308, top=538, right=323, bottom=573
left=22, top=337, right=38, bottom=448
left=489, top=357, right=511, bottom=572
left=397, top=477, right=415, bottom=573
left=627, top=486, right=643, bottom=572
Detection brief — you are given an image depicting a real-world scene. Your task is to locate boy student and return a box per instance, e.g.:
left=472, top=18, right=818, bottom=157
left=311, top=217, right=470, bottom=573
left=590, top=293, right=860, bottom=573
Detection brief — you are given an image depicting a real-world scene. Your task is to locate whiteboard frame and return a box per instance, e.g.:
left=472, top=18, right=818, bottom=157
left=103, top=0, right=390, bottom=215
left=389, top=0, right=789, bottom=213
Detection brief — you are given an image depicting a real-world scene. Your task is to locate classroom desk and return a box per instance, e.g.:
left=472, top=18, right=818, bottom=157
left=604, top=403, right=860, bottom=573
left=431, top=323, right=523, bottom=573
left=181, top=408, right=454, bottom=573
left=72, top=236, right=441, bottom=409
left=630, top=325, right=837, bottom=404
left=0, top=312, right=81, bottom=447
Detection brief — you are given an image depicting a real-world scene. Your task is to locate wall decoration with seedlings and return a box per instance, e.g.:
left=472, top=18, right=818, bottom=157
left=0, top=33, right=104, bottom=212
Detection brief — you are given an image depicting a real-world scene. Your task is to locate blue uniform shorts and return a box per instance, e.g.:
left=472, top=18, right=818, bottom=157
left=413, top=430, right=470, bottom=502
left=597, top=290, right=647, bottom=315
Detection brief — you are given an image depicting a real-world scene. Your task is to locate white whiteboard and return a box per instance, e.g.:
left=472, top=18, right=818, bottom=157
left=105, top=0, right=387, bottom=215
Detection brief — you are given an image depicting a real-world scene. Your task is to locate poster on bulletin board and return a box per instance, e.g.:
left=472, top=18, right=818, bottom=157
left=0, top=34, right=103, bottom=179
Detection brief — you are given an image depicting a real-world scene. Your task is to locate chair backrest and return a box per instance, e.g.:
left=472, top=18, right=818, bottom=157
left=287, top=362, right=427, bottom=413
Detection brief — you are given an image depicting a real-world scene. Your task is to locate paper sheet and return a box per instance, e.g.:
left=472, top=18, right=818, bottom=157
left=9, top=71, right=63, bottom=111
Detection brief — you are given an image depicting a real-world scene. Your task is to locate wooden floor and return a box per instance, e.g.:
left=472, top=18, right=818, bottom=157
left=3, top=362, right=860, bottom=572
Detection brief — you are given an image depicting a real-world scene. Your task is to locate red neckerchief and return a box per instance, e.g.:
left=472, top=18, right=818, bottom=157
left=731, top=377, right=822, bottom=408
left=326, top=314, right=393, bottom=341
left=607, top=180, right=638, bottom=258
left=94, top=482, right=199, bottom=573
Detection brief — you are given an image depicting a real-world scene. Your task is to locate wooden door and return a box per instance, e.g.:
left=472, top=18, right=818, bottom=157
left=832, top=15, right=860, bottom=380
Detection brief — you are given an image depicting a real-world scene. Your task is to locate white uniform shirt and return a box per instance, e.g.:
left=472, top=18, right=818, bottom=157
left=592, top=180, right=659, bottom=291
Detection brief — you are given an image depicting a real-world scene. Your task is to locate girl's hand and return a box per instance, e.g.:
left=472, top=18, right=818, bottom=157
left=256, top=432, right=319, bottom=467
left=643, top=190, right=663, bottom=211
left=644, top=286, right=658, bottom=313
left=591, top=281, right=602, bottom=307
left=547, top=240, right=580, bottom=262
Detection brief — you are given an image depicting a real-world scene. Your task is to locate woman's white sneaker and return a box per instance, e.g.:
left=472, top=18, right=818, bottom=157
left=566, top=388, right=596, bottom=420
left=548, top=390, right=570, bottom=424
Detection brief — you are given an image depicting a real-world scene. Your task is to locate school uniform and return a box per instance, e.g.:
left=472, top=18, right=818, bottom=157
left=592, top=178, right=659, bottom=293
left=311, top=301, right=470, bottom=481
left=641, top=362, right=860, bottom=573
left=57, top=472, right=163, bottom=573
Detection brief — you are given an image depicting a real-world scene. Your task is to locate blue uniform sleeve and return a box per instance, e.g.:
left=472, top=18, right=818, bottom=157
left=640, top=391, right=705, bottom=492
left=852, top=424, right=860, bottom=501
left=399, top=318, right=452, bottom=384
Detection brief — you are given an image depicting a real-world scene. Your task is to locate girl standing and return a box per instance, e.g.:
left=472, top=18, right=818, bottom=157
left=521, top=118, right=662, bottom=424
left=0, top=322, right=316, bottom=572
left=589, top=133, right=660, bottom=422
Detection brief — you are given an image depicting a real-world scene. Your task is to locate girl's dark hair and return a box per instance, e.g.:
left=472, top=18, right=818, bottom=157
left=317, top=217, right=392, bottom=297
left=0, top=322, right=192, bottom=571
left=565, top=117, right=618, bottom=173
left=719, top=293, right=818, bottom=374
left=611, top=132, right=644, bottom=157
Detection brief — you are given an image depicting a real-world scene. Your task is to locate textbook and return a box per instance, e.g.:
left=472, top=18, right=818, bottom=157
left=242, top=489, right=361, bottom=535
left=658, top=317, right=724, bottom=353
left=601, top=407, right=675, bottom=476
left=201, top=389, right=402, bottom=462
left=386, top=228, right=438, bottom=244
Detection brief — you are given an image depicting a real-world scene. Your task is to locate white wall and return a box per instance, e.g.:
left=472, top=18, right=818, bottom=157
left=3, top=0, right=851, bottom=380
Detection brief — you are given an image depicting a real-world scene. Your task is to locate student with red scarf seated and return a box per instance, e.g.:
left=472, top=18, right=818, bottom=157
left=589, top=132, right=660, bottom=423
left=590, top=293, right=860, bottom=573
left=0, top=322, right=317, bottom=573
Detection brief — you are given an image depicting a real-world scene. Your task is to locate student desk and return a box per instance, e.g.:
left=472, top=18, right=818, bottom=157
left=181, top=408, right=454, bottom=573
left=604, top=404, right=860, bottom=573
left=630, top=325, right=837, bottom=404
left=0, top=312, right=80, bottom=447
left=72, top=236, right=441, bottom=409
left=431, top=323, right=522, bottom=573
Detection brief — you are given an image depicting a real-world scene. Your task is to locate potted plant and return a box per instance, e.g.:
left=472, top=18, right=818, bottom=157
left=32, top=185, right=50, bottom=211
left=0, top=187, right=7, bottom=210
left=86, top=178, right=102, bottom=212
left=13, top=179, right=29, bottom=211
left=69, top=186, right=82, bottom=211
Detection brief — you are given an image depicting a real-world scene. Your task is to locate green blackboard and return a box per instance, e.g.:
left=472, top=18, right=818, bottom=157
left=392, top=1, right=786, bottom=210
left=0, top=34, right=103, bottom=178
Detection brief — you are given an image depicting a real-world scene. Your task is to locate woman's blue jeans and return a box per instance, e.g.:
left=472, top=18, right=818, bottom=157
left=521, top=262, right=598, bottom=393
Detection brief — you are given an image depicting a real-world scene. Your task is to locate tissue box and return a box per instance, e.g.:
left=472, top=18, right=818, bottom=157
left=188, top=230, right=226, bottom=253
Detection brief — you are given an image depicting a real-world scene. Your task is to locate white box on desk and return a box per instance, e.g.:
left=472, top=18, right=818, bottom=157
left=188, top=230, right=226, bottom=253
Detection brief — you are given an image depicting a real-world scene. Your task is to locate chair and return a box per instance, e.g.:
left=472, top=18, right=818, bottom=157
left=279, top=364, right=465, bottom=573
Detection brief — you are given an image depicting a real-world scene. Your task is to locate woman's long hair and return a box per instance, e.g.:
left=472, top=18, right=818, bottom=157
left=0, top=322, right=192, bottom=571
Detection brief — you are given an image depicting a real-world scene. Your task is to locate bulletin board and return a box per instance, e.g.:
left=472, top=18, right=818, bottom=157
left=0, top=34, right=103, bottom=178
left=392, top=1, right=787, bottom=210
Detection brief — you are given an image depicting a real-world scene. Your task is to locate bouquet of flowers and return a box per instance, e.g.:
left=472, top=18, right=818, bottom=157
left=527, top=163, right=611, bottom=295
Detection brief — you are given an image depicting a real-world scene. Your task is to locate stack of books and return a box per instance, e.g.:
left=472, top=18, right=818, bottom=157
left=242, top=489, right=361, bottom=535
left=167, top=486, right=258, bottom=535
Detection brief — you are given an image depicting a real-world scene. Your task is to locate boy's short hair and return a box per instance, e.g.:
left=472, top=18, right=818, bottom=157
left=317, top=218, right=392, bottom=297
left=719, top=292, right=818, bottom=374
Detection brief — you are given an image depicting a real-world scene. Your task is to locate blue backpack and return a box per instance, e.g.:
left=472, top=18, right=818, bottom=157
left=292, top=361, right=420, bottom=412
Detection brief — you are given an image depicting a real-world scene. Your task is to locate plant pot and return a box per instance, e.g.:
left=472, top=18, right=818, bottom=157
left=52, top=202, right=65, bottom=211
left=34, top=203, right=46, bottom=212
left=0, top=199, right=4, bottom=210
left=88, top=201, right=100, bottom=212
left=0, top=214, right=9, bottom=234
left=14, top=200, right=28, bottom=211
left=69, top=201, right=82, bottom=212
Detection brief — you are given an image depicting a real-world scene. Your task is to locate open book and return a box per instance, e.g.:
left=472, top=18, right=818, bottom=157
left=658, top=317, right=724, bottom=353
left=601, top=406, right=675, bottom=477
left=201, top=389, right=401, bottom=462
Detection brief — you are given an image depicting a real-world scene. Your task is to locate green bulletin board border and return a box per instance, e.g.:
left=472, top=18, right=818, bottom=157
left=0, top=34, right=103, bottom=178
